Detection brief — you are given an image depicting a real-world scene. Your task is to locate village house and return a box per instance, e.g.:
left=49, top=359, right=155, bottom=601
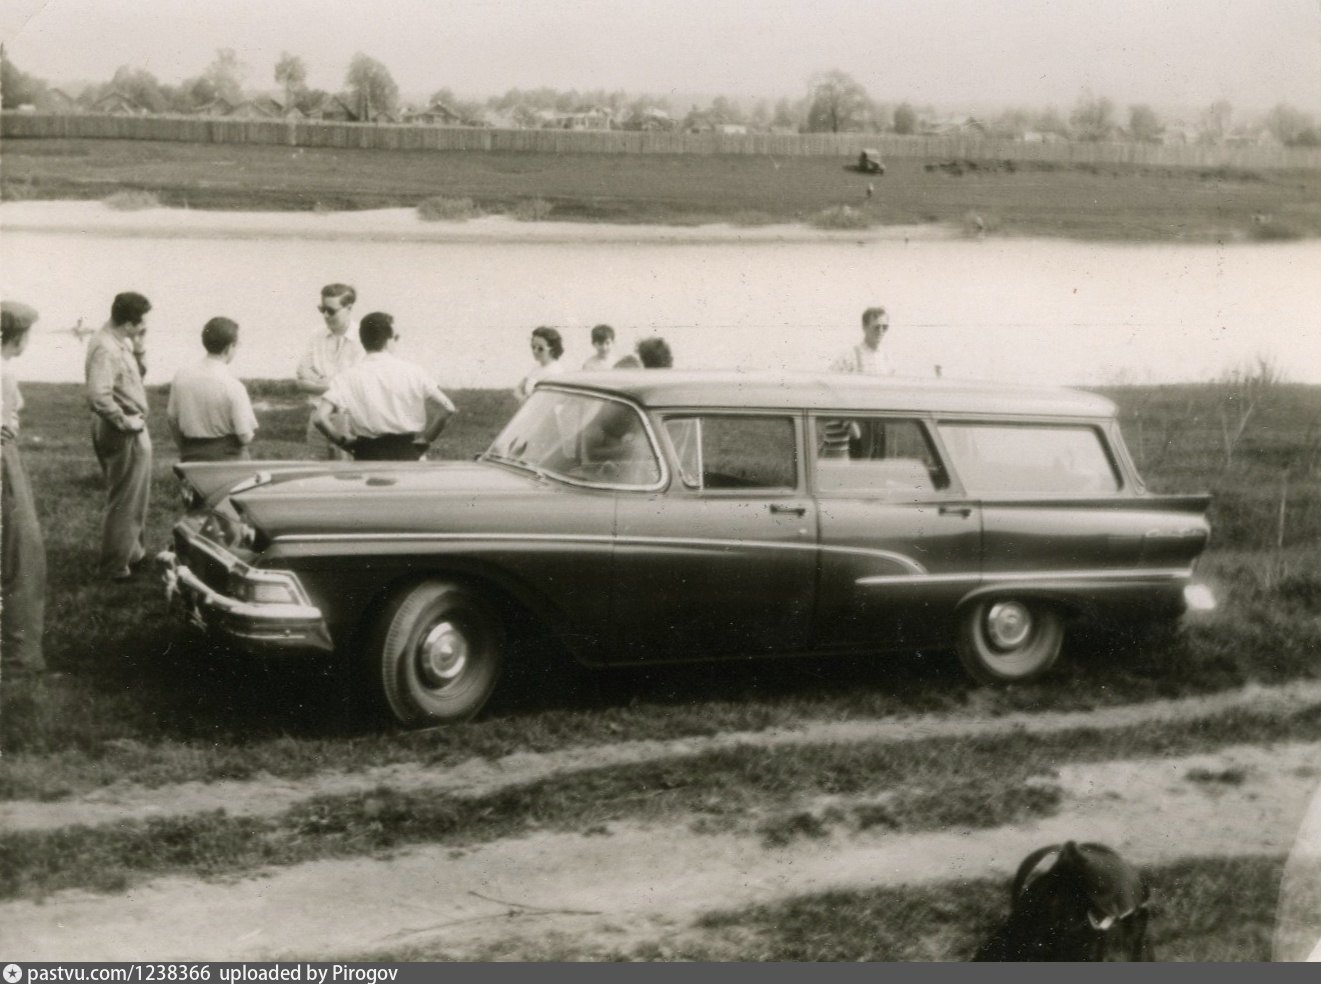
left=401, top=101, right=465, bottom=126
left=303, top=94, right=359, bottom=122
left=87, top=91, right=149, bottom=115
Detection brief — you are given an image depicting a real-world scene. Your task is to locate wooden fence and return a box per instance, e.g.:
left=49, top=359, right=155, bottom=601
left=5, top=111, right=1321, bottom=170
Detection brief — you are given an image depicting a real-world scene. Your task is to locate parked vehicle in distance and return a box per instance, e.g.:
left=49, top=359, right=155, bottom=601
left=159, top=371, right=1214, bottom=727
left=859, top=149, right=886, bottom=174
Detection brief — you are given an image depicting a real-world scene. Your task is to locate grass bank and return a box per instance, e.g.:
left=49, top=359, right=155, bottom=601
left=1, top=381, right=1318, bottom=798
left=4, top=139, right=1321, bottom=241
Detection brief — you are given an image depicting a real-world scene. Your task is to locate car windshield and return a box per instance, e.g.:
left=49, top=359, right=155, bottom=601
left=482, top=388, right=662, bottom=488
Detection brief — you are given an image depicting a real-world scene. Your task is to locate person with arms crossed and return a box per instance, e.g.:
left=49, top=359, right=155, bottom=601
left=85, top=291, right=153, bottom=581
left=314, top=312, right=456, bottom=461
left=296, top=283, right=364, bottom=459
left=2, top=301, right=48, bottom=675
left=167, top=317, right=258, bottom=462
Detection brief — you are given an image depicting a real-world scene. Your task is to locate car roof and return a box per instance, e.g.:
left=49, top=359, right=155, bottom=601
left=544, top=370, right=1116, bottom=418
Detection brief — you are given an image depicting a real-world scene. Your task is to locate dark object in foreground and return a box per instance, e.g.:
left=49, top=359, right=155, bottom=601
left=973, top=841, right=1155, bottom=961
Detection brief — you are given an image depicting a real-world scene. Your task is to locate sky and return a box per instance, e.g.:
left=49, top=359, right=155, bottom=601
left=2, top=0, right=1320, bottom=115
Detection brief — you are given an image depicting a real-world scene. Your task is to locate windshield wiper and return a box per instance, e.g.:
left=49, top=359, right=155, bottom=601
left=481, top=451, right=549, bottom=480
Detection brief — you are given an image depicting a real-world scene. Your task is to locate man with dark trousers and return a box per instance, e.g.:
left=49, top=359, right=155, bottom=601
left=85, top=291, right=153, bottom=581
left=313, top=311, right=455, bottom=461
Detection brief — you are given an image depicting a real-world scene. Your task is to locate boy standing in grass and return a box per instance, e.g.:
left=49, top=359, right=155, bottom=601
left=582, top=324, right=615, bottom=370
left=85, top=291, right=153, bottom=582
left=167, top=317, right=258, bottom=462
left=2, top=300, right=47, bottom=674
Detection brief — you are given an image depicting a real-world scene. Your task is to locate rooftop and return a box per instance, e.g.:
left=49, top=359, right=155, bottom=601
left=544, top=370, right=1116, bottom=417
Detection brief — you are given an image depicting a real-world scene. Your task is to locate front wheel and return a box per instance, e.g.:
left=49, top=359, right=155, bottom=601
left=371, top=580, right=505, bottom=727
left=956, top=598, right=1063, bottom=685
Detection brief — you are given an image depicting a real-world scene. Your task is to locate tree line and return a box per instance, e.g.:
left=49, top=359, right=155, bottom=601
left=3, top=47, right=1318, bottom=145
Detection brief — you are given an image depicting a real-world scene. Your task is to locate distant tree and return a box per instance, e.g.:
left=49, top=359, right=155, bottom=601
left=1127, top=103, right=1163, bottom=143
left=867, top=99, right=893, bottom=133
left=892, top=102, right=917, bottom=135
left=771, top=97, right=798, bottom=130
left=344, top=52, right=399, bottom=117
left=295, top=87, right=329, bottom=115
left=806, top=70, right=870, bottom=133
left=710, top=95, right=744, bottom=125
left=1, top=47, right=47, bottom=108
left=203, top=48, right=245, bottom=105
left=103, top=65, right=170, bottom=113
left=175, top=75, right=218, bottom=111
left=1198, top=99, right=1232, bottom=144
left=989, top=107, right=1031, bottom=139
left=274, top=52, right=308, bottom=110
left=1033, top=106, right=1070, bottom=137
left=1264, top=102, right=1318, bottom=146
left=1070, top=91, right=1115, bottom=141
left=749, top=99, right=770, bottom=130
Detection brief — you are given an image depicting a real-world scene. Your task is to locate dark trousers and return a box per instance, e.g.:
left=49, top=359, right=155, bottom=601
left=350, top=433, right=425, bottom=461
left=2, top=440, right=46, bottom=672
left=179, top=435, right=250, bottom=463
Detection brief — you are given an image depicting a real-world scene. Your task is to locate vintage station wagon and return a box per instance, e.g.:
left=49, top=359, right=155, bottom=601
left=160, top=371, right=1214, bottom=726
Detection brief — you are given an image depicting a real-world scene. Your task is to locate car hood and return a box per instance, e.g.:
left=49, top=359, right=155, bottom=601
left=223, top=460, right=571, bottom=539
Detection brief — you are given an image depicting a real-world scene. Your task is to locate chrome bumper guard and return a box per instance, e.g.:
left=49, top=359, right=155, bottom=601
left=158, top=549, right=334, bottom=651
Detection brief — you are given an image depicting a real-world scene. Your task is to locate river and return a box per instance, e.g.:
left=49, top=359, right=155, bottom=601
left=2, top=202, right=1318, bottom=387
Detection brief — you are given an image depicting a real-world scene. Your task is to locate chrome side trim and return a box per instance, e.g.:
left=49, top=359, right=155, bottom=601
left=272, top=531, right=928, bottom=575
left=855, top=567, right=1194, bottom=587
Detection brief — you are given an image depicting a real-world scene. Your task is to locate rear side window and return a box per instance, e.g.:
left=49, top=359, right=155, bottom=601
left=664, top=415, right=798, bottom=491
left=813, top=417, right=949, bottom=493
left=937, top=423, right=1120, bottom=494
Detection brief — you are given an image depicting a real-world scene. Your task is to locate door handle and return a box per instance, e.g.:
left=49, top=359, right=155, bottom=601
left=769, top=504, right=807, bottom=516
left=938, top=504, right=974, bottom=518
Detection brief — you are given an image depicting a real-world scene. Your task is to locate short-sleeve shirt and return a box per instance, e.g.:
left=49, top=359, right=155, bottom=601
left=828, top=342, right=894, bottom=376
left=2, top=363, right=23, bottom=436
left=296, top=329, right=365, bottom=403
left=167, top=357, right=259, bottom=440
left=321, top=352, right=455, bottom=438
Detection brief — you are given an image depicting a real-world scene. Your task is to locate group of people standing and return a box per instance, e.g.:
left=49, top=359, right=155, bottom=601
left=513, top=323, right=675, bottom=402
left=1, top=289, right=893, bottom=678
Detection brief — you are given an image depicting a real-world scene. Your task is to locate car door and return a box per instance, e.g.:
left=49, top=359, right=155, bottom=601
left=610, top=411, right=817, bottom=661
left=811, top=414, right=982, bottom=652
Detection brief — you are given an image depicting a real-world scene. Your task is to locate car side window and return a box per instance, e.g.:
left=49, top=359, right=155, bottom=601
left=937, top=422, right=1120, bottom=494
left=813, top=417, right=949, bottom=493
left=664, top=415, right=797, bottom=491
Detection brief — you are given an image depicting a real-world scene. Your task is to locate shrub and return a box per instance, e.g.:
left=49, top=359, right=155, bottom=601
left=810, top=205, right=872, bottom=230
left=103, top=190, right=161, bottom=211
left=1, top=179, right=38, bottom=202
left=509, top=198, right=553, bottom=222
left=1249, top=218, right=1304, bottom=241
left=416, top=196, right=480, bottom=222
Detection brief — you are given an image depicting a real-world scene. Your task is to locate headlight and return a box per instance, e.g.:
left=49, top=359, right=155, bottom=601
left=227, top=568, right=308, bottom=606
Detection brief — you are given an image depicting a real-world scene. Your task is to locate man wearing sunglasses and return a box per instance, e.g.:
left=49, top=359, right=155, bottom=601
left=313, top=312, right=456, bottom=461
left=295, top=283, right=364, bottom=459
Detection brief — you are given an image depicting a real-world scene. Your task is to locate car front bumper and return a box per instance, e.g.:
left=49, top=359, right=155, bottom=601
left=158, top=549, right=334, bottom=652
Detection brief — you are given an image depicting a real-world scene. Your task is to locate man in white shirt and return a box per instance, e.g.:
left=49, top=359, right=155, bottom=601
left=167, top=317, right=259, bottom=462
left=296, top=283, right=364, bottom=460
left=314, top=312, right=457, bottom=461
left=828, top=305, right=895, bottom=375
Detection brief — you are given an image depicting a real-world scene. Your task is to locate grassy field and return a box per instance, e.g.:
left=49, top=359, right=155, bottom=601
left=5, top=138, right=1321, bottom=241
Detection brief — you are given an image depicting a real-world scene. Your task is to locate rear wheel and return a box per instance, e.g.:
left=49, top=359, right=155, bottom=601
left=956, top=598, right=1063, bottom=684
left=372, top=580, right=505, bottom=727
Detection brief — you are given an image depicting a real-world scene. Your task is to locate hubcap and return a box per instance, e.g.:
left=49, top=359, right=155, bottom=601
left=986, top=601, right=1032, bottom=649
left=416, top=619, right=469, bottom=688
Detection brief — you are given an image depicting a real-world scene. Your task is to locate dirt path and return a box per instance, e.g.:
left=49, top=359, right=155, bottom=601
left=4, top=740, right=1317, bottom=961
left=7, top=679, right=1320, bottom=834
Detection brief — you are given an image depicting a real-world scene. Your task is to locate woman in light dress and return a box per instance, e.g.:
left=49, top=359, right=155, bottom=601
left=514, top=326, right=565, bottom=403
